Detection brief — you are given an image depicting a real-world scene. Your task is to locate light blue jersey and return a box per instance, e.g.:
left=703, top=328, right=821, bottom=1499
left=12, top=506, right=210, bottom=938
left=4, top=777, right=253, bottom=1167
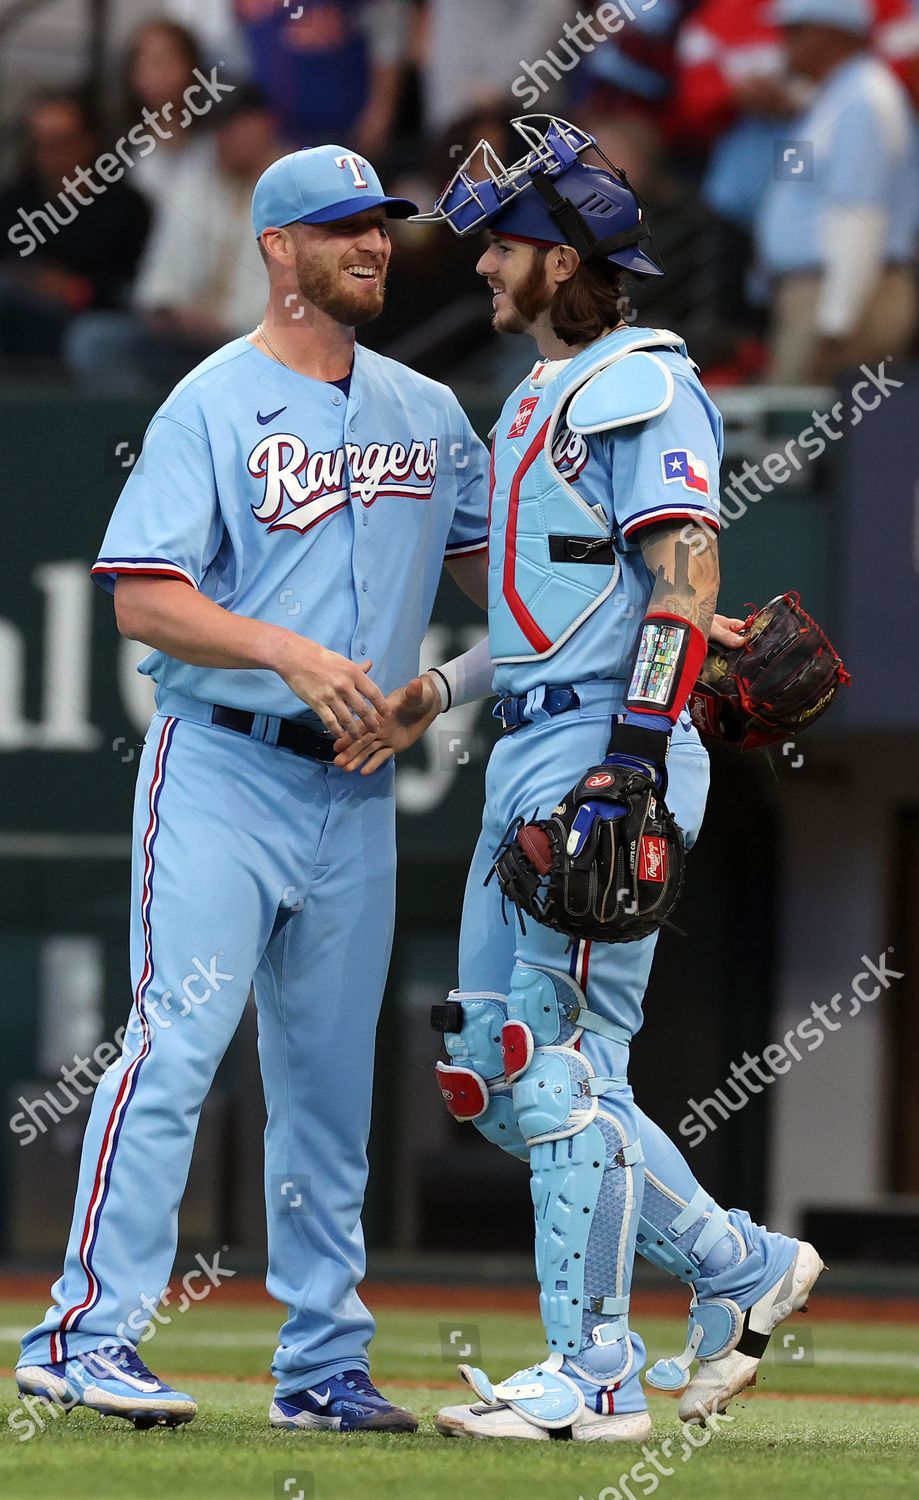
left=21, top=332, right=490, bottom=1392
left=93, top=337, right=489, bottom=715
left=486, top=326, right=722, bottom=696
left=757, top=54, right=919, bottom=276
left=453, top=325, right=793, bottom=1415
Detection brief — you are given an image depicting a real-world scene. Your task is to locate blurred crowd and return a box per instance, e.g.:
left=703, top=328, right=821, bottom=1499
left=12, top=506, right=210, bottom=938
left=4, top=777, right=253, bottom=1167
left=1, top=0, right=918, bottom=390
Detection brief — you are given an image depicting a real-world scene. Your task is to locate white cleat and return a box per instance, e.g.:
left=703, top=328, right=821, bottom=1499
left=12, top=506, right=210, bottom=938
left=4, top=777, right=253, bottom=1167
left=678, top=1240, right=825, bottom=1424
left=435, top=1400, right=652, bottom=1443
left=434, top=1358, right=652, bottom=1443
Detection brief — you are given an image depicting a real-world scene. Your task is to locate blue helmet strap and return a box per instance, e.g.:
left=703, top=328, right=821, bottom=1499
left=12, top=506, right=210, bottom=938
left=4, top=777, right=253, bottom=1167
left=529, top=169, right=652, bottom=264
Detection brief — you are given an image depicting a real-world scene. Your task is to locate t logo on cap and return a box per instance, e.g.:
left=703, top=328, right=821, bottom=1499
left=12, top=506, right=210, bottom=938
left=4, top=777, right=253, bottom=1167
left=335, top=153, right=369, bottom=190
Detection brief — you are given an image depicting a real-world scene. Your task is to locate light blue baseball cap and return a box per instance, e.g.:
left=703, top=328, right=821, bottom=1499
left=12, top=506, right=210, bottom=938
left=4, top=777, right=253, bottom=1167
left=770, top=0, right=871, bottom=32
left=252, top=144, right=417, bottom=238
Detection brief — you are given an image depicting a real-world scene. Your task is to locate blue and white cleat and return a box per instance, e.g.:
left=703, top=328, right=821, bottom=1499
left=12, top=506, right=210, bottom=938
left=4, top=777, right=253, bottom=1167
left=16, top=1345, right=197, bottom=1429
left=269, top=1369, right=418, bottom=1433
left=435, top=1356, right=652, bottom=1442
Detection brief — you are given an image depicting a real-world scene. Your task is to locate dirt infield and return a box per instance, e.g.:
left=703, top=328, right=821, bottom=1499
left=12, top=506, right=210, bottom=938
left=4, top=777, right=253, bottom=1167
left=2, top=1273, right=918, bottom=1324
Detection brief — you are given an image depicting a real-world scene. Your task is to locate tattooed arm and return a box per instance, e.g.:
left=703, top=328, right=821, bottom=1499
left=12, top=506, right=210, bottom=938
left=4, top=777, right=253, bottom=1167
left=597, top=520, right=721, bottom=780
left=637, top=521, right=720, bottom=641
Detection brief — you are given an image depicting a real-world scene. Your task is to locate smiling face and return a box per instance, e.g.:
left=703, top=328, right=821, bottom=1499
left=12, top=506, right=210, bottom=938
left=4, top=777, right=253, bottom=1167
left=287, top=208, right=391, bottom=326
left=475, top=235, right=554, bottom=334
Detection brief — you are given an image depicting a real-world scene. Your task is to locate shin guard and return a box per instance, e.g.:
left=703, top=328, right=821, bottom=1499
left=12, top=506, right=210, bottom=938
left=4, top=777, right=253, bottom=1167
left=506, top=966, right=643, bottom=1387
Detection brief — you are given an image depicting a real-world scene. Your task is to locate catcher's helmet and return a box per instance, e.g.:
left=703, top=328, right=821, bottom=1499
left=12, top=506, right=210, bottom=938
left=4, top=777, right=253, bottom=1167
left=411, top=115, right=663, bottom=277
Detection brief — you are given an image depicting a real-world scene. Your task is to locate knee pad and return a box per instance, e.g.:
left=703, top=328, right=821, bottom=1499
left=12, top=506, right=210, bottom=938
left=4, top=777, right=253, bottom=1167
left=431, top=991, right=528, bottom=1161
left=502, top=965, right=631, bottom=1084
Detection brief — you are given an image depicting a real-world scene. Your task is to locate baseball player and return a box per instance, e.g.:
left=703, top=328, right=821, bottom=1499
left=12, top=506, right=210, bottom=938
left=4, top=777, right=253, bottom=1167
left=16, top=145, right=490, bottom=1432
left=337, top=117, right=823, bottom=1441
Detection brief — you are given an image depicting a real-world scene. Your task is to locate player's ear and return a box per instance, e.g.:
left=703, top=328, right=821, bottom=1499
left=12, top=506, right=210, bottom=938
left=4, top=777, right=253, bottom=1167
left=550, top=244, right=580, bottom=287
left=260, top=226, right=295, bottom=269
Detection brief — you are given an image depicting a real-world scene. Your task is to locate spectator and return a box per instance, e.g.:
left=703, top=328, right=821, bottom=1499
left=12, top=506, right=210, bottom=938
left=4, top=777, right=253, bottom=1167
left=236, top=0, right=409, bottom=158
left=122, top=19, right=219, bottom=219
left=361, top=108, right=513, bottom=378
left=421, top=0, right=570, bottom=133
left=0, top=89, right=150, bottom=364
left=156, top=0, right=251, bottom=78
left=673, top=1, right=811, bottom=341
left=64, top=86, right=279, bottom=391
left=756, top=0, right=919, bottom=383
left=585, top=112, right=728, bottom=372
left=673, top=0, right=919, bottom=340
left=579, top=0, right=699, bottom=135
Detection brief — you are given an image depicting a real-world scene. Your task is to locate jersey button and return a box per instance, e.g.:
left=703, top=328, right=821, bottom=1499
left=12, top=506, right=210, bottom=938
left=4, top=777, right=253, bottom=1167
left=361, top=580, right=369, bottom=592
left=361, top=513, right=369, bottom=527
left=331, top=394, right=343, bottom=405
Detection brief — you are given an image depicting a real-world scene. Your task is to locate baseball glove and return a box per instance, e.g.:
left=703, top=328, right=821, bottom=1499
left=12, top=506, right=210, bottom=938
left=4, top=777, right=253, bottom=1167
left=688, top=592, right=849, bottom=751
left=490, top=762, right=685, bottom=944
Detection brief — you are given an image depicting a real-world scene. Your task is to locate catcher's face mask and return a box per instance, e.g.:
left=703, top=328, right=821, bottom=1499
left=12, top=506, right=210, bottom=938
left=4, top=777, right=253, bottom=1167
left=410, top=114, right=663, bottom=277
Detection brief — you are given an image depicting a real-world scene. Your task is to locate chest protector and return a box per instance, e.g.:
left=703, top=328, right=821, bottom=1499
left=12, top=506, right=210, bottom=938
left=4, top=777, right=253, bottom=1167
left=488, top=327, right=689, bottom=665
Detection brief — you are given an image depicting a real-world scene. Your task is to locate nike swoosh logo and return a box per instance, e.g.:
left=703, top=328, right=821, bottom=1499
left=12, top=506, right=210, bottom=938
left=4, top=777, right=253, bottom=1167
left=307, top=1387, right=331, bottom=1407
left=90, top=1355, right=161, bottom=1391
left=257, top=406, right=287, bottom=425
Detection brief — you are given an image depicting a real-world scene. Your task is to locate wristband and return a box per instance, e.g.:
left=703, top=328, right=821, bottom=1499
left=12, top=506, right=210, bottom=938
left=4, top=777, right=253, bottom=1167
left=626, top=612, right=708, bottom=725
left=427, top=667, right=452, bottom=713
left=607, top=720, right=670, bottom=769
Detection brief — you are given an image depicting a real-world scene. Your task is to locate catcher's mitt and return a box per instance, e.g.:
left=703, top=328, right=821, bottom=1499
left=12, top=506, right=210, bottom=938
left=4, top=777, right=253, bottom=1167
left=490, top=762, right=685, bottom=944
left=688, top=592, right=849, bottom=751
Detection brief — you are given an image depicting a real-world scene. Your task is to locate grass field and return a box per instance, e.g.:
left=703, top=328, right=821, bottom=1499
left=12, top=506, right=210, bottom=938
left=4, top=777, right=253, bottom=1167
left=2, top=1290, right=918, bottom=1500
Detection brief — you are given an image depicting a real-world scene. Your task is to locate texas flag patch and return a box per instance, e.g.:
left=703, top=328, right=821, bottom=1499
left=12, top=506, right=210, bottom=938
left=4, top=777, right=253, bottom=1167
left=507, top=396, right=539, bottom=439
left=661, top=448, right=710, bottom=496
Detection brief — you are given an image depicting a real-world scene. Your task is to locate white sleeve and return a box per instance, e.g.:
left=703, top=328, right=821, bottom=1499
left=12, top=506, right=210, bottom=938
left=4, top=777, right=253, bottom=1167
left=816, top=204, right=887, bottom=338
left=429, top=633, right=495, bottom=710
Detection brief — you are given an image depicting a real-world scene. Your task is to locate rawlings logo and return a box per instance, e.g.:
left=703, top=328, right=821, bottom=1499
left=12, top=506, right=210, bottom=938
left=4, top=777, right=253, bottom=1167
left=585, top=771, right=614, bottom=789
left=247, top=433, right=438, bottom=534
left=638, top=836, right=667, bottom=883
left=507, top=396, right=539, bottom=439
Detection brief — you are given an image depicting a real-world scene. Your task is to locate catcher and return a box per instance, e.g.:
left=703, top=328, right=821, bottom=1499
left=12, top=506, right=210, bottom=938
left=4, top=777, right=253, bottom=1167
left=336, top=118, right=844, bottom=1441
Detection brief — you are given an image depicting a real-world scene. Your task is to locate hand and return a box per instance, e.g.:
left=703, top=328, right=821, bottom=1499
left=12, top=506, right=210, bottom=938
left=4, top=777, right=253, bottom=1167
left=710, top=613, right=747, bottom=649
left=274, top=637, right=389, bottom=740
left=333, top=673, right=442, bottom=773
left=566, top=752, right=661, bottom=854
left=733, top=75, right=796, bottom=117
left=808, top=335, right=846, bottom=385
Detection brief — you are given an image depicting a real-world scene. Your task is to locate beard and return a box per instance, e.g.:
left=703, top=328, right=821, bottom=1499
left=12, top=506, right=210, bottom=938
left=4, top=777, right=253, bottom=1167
left=294, top=248, right=387, bottom=327
left=495, top=252, right=553, bottom=333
